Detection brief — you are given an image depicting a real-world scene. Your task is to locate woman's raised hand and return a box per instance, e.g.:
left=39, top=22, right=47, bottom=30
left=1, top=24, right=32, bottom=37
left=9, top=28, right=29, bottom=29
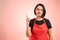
left=26, top=15, right=30, bottom=23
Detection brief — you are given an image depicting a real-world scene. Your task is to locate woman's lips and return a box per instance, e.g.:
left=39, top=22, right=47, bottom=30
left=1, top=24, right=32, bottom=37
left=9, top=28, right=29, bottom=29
left=38, top=13, right=40, bottom=14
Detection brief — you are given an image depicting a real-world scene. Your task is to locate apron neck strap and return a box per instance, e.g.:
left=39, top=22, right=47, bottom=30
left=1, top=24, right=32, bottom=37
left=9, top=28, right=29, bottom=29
left=34, top=18, right=36, bottom=24
left=43, top=18, right=46, bottom=24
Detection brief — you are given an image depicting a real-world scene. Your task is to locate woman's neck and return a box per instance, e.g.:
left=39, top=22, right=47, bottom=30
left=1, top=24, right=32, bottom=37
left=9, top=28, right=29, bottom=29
left=36, top=16, right=44, bottom=21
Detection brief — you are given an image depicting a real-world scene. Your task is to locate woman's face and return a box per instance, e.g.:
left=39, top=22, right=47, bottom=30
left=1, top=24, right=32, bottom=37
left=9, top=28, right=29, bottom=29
left=35, top=6, right=43, bottom=17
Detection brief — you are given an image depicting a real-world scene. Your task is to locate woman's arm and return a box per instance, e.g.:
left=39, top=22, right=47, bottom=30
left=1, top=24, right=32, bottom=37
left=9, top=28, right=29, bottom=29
left=48, top=28, right=53, bottom=40
left=26, top=25, right=32, bottom=37
left=26, top=15, right=32, bottom=37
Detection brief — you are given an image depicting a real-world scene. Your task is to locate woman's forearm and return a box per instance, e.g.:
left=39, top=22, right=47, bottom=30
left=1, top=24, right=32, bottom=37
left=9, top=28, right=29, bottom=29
left=49, top=28, right=53, bottom=40
left=26, top=22, right=32, bottom=37
left=49, top=35, right=53, bottom=40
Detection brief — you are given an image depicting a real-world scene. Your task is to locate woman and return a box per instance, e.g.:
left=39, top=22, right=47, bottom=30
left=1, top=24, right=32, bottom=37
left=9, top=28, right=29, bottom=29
left=26, top=3, right=53, bottom=40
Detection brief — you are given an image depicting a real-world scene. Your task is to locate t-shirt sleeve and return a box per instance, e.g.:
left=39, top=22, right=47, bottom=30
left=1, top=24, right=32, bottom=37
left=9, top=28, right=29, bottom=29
left=46, top=19, right=52, bottom=29
left=29, top=19, right=34, bottom=27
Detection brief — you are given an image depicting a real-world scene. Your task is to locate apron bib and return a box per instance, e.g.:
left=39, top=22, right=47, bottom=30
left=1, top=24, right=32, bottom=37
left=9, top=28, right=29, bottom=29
left=29, top=18, right=49, bottom=40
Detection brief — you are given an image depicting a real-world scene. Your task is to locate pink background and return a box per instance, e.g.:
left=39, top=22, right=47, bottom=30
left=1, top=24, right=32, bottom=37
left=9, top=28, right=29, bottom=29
left=0, top=0, right=60, bottom=40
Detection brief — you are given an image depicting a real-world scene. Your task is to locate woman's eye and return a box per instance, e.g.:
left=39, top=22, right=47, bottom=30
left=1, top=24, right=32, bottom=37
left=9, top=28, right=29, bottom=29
left=41, top=9, right=43, bottom=11
left=36, top=8, right=43, bottom=11
left=37, top=8, right=40, bottom=10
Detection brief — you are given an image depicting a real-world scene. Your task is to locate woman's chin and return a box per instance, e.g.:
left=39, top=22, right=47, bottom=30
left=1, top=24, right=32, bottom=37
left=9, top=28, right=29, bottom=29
left=37, top=16, right=41, bottom=17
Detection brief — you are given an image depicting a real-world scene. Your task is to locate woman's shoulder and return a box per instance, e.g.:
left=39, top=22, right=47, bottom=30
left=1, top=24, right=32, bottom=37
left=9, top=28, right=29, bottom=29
left=29, top=18, right=35, bottom=27
left=30, top=18, right=35, bottom=22
left=44, top=18, right=52, bottom=29
left=44, top=18, right=51, bottom=25
left=44, top=18, right=50, bottom=22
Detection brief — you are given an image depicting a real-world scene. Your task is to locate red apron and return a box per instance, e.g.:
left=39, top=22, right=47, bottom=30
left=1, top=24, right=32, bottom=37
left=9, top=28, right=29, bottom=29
left=29, top=18, right=49, bottom=40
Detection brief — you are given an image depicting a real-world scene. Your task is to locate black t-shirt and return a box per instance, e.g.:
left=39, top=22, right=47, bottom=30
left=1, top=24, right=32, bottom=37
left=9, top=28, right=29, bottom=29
left=29, top=18, right=52, bottom=31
